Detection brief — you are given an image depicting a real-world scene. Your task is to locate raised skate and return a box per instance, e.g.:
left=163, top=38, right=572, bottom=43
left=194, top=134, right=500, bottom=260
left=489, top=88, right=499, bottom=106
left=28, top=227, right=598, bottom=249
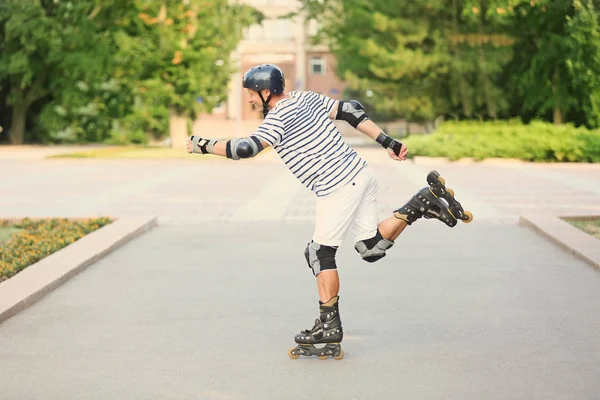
left=394, top=170, right=473, bottom=227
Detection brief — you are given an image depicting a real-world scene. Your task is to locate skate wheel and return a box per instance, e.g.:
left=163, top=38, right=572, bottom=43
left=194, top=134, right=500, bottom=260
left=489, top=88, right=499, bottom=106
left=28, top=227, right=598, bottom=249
left=318, top=355, right=329, bottom=360
left=463, top=211, right=473, bottom=223
left=334, top=348, right=345, bottom=360
left=446, top=188, right=454, bottom=197
left=288, top=347, right=300, bottom=360
left=437, top=176, right=445, bottom=186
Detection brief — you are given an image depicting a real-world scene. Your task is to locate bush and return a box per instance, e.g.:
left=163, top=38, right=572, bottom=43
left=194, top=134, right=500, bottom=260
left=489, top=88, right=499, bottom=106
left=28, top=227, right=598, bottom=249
left=402, top=119, right=600, bottom=162
left=0, top=217, right=112, bottom=282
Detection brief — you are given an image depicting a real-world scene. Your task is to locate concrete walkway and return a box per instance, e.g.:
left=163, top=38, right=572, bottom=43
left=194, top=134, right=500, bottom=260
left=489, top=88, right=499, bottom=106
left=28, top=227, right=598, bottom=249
left=1, top=146, right=600, bottom=399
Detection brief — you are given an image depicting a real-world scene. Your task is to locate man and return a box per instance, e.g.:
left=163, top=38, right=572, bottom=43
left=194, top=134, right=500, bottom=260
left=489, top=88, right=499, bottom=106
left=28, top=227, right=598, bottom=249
left=187, top=64, right=472, bottom=360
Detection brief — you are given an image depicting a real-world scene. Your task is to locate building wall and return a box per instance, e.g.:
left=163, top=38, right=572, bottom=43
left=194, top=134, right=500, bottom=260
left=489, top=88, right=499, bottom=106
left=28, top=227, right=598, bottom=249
left=305, top=52, right=345, bottom=100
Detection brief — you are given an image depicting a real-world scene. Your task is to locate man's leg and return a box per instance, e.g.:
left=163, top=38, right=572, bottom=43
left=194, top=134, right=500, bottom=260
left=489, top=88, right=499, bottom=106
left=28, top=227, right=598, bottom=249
left=316, top=270, right=339, bottom=303
left=299, top=241, right=344, bottom=355
left=304, top=240, right=340, bottom=302
left=377, top=215, right=408, bottom=241
left=310, top=169, right=369, bottom=299
left=352, top=166, right=407, bottom=262
left=293, top=169, right=370, bottom=356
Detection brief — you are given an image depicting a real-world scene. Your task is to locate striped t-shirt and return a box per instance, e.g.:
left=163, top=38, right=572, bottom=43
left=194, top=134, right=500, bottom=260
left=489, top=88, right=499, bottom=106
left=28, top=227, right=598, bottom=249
left=253, top=91, right=366, bottom=197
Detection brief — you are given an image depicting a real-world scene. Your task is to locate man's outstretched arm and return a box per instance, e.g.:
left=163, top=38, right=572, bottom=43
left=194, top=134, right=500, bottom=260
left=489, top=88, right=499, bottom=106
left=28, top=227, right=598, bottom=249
left=329, top=100, right=408, bottom=161
left=186, top=135, right=270, bottom=159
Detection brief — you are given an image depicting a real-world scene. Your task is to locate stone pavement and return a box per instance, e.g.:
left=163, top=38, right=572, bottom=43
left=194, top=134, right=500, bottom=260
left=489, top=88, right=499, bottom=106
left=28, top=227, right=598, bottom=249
left=1, top=146, right=599, bottom=224
left=1, top=146, right=600, bottom=399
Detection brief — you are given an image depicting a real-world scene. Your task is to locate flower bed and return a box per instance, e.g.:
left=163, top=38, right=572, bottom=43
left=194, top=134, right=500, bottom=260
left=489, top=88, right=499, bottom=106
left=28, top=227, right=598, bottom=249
left=0, top=217, right=112, bottom=282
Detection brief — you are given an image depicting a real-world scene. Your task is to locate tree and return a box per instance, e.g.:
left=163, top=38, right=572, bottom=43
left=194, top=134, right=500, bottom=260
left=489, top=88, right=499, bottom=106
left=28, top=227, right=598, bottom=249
left=0, top=0, right=57, bottom=144
left=564, top=0, right=600, bottom=128
left=35, top=0, right=134, bottom=144
left=0, top=0, right=260, bottom=145
left=299, top=0, right=600, bottom=127
left=0, top=0, right=125, bottom=144
left=488, top=0, right=600, bottom=126
left=297, top=0, right=514, bottom=122
left=504, top=1, right=575, bottom=124
left=453, top=0, right=515, bottom=120
left=113, top=0, right=261, bottom=148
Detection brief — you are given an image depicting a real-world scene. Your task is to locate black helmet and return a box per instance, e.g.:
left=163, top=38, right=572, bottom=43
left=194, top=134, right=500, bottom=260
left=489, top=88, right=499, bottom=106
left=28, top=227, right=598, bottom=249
left=242, top=64, right=285, bottom=95
left=242, top=64, right=285, bottom=117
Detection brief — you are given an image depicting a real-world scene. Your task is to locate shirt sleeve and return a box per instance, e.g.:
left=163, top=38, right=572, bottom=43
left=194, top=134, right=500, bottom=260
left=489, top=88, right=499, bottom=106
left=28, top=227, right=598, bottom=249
left=314, top=92, right=337, bottom=114
left=253, top=112, right=285, bottom=146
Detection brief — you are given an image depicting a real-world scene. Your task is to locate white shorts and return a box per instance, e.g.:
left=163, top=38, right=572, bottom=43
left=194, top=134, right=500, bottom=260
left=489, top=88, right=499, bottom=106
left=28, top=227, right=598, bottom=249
left=313, top=165, right=379, bottom=247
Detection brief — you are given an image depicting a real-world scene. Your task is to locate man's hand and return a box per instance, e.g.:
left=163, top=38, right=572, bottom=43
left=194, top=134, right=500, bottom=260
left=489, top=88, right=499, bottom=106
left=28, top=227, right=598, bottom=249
left=387, top=143, right=408, bottom=161
left=375, top=132, right=408, bottom=161
left=186, top=138, right=193, bottom=154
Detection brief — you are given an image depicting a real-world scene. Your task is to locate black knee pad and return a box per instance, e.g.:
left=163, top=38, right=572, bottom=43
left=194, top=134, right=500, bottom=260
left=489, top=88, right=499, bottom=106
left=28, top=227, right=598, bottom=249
left=354, top=230, right=394, bottom=263
left=304, top=241, right=338, bottom=276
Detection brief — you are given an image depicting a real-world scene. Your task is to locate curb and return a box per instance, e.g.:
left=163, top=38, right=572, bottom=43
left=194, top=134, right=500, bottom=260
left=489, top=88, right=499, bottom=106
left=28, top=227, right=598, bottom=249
left=0, top=216, right=158, bottom=324
left=519, top=214, right=600, bottom=270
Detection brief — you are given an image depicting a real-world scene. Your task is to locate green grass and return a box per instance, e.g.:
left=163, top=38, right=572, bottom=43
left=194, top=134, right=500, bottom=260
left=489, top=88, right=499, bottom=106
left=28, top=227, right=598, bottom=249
left=0, top=227, right=22, bottom=245
left=48, top=146, right=202, bottom=159
left=47, top=144, right=275, bottom=160
left=563, top=217, right=600, bottom=240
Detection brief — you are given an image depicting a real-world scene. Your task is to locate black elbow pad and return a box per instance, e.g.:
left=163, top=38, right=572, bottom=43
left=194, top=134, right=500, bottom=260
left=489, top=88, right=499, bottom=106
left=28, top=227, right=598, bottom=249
left=336, top=100, right=370, bottom=128
left=226, top=136, right=264, bottom=160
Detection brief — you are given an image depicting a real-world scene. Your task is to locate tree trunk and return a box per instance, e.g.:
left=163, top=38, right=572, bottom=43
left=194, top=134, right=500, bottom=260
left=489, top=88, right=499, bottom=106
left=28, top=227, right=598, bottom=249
left=552, top=67, right=563, bottom=125
left=9, top=102, right=27, bottom=145
left=7, top=74, right=48, bottom=144
left=478, top=0, right=497, bottom=119
left=169, top=108, right=188, bottom=149
left=452, top=0, right=471, bottom=117
left=553, top=106, right=563, bottom=125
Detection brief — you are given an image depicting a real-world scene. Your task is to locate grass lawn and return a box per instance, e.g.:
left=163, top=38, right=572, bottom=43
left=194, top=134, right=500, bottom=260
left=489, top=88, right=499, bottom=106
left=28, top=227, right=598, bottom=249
left=0, top=226, right=22, bottom=245
left=564, top=217, right=600, bottom=240
left=47, top=145, right=275, bottom=159
left=48, top=146, right=197, bottom=159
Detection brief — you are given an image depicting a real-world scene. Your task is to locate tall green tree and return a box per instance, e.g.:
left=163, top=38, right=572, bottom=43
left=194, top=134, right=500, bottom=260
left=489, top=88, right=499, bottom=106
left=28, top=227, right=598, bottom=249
left=0, top=0, right=126, bottom=144
left=36, top=0, right=133, bottom=144
left=111, top=0, right=261, bottom=147
left=298, top=0, right=514, bottom=122
left=564, top=0, right=600, bottom=128
left=299, top=0, right=600, bottom=127
left=505, top=0, right=574, bottom=124
left=0, top=0, right=59, bottom=144
left=504, top=0, right=600, bottom=126
left=0, top=0, right=260, bottom=145
left=452, top=0, right=515, bottom=119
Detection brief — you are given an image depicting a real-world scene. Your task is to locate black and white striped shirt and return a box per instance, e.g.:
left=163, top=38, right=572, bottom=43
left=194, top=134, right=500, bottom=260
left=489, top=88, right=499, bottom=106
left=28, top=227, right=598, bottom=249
left=254, top=91, right=366, bottom=197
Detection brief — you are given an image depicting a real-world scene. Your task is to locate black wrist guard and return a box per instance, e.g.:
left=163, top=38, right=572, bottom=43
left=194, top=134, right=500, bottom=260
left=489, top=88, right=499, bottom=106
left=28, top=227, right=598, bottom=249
left=191, top=135, right=216, bottom=154
left=376, top=132, right=402, bottom=156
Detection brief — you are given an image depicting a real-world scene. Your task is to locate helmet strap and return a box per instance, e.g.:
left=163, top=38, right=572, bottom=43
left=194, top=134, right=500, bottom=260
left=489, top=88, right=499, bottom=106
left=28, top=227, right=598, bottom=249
left=258, top=90, right=272, bottom=118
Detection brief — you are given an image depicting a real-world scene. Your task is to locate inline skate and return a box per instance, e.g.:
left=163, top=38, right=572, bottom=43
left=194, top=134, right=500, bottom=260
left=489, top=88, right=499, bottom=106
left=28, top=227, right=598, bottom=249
left=394, top=170, right=473, bottom=227
left=288, top=296, right=344, bottom=360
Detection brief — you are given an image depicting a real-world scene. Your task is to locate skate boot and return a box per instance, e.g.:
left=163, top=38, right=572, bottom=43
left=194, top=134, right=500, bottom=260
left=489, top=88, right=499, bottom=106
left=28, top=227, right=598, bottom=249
left=393, top=170, right=473, bottom=227
left=288, top=296, right=344, bottom=360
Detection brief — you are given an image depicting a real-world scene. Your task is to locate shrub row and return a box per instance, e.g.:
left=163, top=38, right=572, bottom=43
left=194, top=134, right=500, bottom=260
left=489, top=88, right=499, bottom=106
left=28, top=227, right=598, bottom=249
left=402, top=120, right=600, bottom=162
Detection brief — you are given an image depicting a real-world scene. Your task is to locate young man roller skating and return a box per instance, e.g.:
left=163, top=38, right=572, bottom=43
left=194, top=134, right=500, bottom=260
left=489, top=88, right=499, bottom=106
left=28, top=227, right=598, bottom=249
left=187, top=64, right=473, bottom=360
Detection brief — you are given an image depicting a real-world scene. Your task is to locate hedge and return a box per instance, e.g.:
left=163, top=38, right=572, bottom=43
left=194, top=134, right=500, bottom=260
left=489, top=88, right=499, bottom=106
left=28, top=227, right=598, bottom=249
left=402, top=120, right=600, bottom=162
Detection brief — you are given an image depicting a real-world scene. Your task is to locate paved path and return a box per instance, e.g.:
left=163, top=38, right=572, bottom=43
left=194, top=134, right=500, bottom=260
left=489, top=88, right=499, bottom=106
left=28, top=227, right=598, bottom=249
left=1, top=147, right=599, bottom=224
left=1, top=146, right=600, bottom=399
